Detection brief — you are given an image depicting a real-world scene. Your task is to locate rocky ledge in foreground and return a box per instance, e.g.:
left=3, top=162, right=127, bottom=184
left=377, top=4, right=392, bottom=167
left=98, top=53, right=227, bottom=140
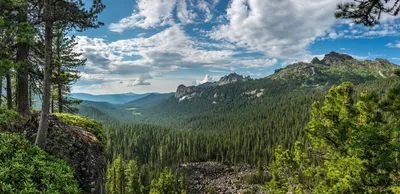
left=22, top=114, right=106, bottom=194
left=178, top=162, right=266, bottom=194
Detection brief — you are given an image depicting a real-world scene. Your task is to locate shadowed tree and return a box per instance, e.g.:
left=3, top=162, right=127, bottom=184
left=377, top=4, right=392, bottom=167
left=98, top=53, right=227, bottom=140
left=52, top=24, right=85, bottom=113
left=35, top=0, right=105, bottom=149
left=336, top=0, right=400, bottom=26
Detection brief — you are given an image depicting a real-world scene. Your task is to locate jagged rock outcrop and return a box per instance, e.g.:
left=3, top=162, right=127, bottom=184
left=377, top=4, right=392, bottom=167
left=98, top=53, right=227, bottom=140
left=217, top=73, right=252, bottom=86
left=311, top=57, right=321, bottom=64
left=321, top=51, right=354, bottom=65
left=175, top=84, right=198, bottom=99
left=22, top=114, right=105, bottom=194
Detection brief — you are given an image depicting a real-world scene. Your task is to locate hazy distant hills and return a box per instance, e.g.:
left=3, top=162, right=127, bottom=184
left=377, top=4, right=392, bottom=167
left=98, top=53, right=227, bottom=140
left=123, top=93, right=174, bottom=109
left=70, top=92, right=150, bottom=104
left=76, top=51, right=400, bottom=127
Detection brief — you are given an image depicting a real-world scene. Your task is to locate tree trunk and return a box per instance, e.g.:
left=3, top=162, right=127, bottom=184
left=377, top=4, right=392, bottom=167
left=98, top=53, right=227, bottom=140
left=6, top=72, right=12, bottom=109
left=16, top=2, right=30, bottom=116
left=0, top=73, right=3, bottom=106
left=29, top=81, right=32, bottom=108
left=51, top=98, right=54, bottom=113
left=55, top=28, right=63, bottom=113
left=58, top=83, right=63, bottom=113
left=36, top=0, right=53, bottom=149
left=57, top=66, right=63, bottom=113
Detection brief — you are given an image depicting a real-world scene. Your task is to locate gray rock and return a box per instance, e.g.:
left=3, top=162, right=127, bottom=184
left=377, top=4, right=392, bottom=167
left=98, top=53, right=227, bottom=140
left=23, top=114, right=106, bottom=194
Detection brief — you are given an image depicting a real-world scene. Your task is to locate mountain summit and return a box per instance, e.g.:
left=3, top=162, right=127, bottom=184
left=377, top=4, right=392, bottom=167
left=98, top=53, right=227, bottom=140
left=217, top=73, right=252, bottom=86
left=270, top=51, right=399, bottom=83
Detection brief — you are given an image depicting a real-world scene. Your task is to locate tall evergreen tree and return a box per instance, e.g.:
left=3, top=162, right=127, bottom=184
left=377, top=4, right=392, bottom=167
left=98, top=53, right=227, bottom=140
left=125, top=159, right=144, bottom=194
left=15, top=0, right=31, bottom=116
left=106, top=155, right=126, bottom=194
left=52, top=24, right=85, bottom=113
left=35, top=0, right=105, bottom=149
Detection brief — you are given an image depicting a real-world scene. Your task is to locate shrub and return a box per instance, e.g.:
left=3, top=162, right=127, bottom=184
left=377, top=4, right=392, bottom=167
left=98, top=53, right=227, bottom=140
left=0, top=132, right=81, bottom=193
left=54, top=113, right=105, bottom=143
left=0, top=107, right=20, bottom=129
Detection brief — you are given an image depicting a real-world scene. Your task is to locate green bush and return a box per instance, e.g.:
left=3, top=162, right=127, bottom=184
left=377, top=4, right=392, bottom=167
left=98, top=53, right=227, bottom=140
left=0, top=107, right=20, bottom=128
left=0, top=132, right=81, bottom=193
left=54, top=113, right=105, bottom=143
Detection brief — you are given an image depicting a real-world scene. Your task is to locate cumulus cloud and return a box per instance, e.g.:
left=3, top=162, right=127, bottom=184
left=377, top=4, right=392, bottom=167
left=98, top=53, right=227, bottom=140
left=109, top=0, right=176, bottom=31
left=128, top=74, right=153, bottom=86
left=387, top=41, right=400, bottom=48
left=109, top=0, right=221, bottom=32
left=76, top=25, right=242, bottom=76
left=209, top=0, right=338, bottom=58
left=196, top=74, right=213, bottom=85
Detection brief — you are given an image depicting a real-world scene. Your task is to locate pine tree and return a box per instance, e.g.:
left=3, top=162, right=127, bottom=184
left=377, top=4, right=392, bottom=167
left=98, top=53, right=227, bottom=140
left=52, top=24, right=85, bottom=113
left=15, top=0, right=32, bottom=116
left=266, top=80, right=400, bottom=193
left=106, top=155, right=126, bottom=194
left=335, top=0, right=400, bottom=26
left=125, top=159, right=143, bottom=194
left=35, top=0, right=105, bottom=149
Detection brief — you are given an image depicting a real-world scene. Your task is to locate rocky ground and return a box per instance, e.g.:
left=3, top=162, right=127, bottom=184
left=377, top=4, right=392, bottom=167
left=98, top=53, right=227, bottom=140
left=177, top=162, right=266, bottom=194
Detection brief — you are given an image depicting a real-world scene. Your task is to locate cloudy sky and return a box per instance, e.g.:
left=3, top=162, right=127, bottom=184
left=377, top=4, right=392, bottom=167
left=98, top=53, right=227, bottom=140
left=73, top=0, right=400, bottom=94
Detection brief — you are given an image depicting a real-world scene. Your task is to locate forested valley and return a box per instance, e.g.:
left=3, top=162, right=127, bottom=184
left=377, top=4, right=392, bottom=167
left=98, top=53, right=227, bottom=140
left=1, top=0, right=400, bottom=194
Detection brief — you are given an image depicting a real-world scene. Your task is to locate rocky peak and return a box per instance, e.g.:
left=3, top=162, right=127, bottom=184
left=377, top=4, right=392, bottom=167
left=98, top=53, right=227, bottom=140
left=321, top=51, right=354, bottom=64
left=175, top=84, right=198, bottom=99
left=311, top=57, right=321, bottom=64
left=217, top=73, right=251, bottom=86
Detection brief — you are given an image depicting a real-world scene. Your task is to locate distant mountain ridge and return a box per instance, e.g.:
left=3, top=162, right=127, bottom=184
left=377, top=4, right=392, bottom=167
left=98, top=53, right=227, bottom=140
left=270, top=51, right=399, bottom=83
left=77, top=51, right=399, bottom=128
left=71, top=92, right=150, bottom=104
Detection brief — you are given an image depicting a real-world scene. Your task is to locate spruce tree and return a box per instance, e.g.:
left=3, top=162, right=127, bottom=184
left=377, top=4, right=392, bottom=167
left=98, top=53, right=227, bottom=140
left=35, top=0, right=105, bottom=149
left=52, top=24, right=85, bottom=113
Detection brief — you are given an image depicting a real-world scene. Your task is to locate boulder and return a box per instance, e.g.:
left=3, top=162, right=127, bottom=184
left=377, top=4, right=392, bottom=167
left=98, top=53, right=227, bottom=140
left=22, top=114, right=106, bottom=194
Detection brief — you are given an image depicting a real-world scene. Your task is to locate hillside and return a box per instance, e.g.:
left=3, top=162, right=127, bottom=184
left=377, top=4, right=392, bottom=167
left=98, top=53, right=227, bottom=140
left=123, top=93, right=174, bottom=109
left=77, top=52, right=399, bottom=130
left=71, top=92, right=150, bottom=104
left=97, top=52, right=398, bottom=129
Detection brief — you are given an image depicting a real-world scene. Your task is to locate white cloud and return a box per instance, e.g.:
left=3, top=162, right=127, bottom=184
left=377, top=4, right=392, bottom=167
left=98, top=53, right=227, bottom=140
left=177, top=0, right=198, bottom=24
left=109, top=0, right=177, bottom=32
left=321, top=21, right=400, bottom=40
left=209, top=0, right=338, bottom=58
left=128, top=74, right=153, bottom=86
left=387, top=41, right=400, bottom=48
left=231, top=58, right=278, bottom=68
left=196, top=74, right=213, bottom=85
left=109, top=0, right=221, bottom=32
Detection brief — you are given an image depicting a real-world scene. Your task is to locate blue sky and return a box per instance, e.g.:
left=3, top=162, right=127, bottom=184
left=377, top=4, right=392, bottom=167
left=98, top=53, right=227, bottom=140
left=72, top=0, right=400, bottom=94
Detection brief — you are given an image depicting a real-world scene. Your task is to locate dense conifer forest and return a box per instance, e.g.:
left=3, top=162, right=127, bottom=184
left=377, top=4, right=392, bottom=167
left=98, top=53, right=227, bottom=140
left=1, top=0, right=400, bottom=193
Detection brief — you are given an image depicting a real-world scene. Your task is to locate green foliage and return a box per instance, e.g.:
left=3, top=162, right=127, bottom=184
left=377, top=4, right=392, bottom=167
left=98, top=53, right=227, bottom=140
left=149, top=168, right=187, bottom=194
left=0, top=107, right=20, bottom=127
left=205, top=185, right=216, bottom=194
left=125, top=159, right=144, bottom=194
left=0, top=132, right=80, bottom=193
left=335, top=0, right=399, bottom=26
left=54, top=113, right=105, bottom=143
left=106, top=155, right=144, bottom=194
left=266, top=79, right=400, bottom=193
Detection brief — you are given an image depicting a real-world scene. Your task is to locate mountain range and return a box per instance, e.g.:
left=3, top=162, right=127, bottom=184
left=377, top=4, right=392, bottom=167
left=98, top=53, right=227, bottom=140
left=76, top=51, right=400, bottom=129
left=70, top=92, right=150, bottom=104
